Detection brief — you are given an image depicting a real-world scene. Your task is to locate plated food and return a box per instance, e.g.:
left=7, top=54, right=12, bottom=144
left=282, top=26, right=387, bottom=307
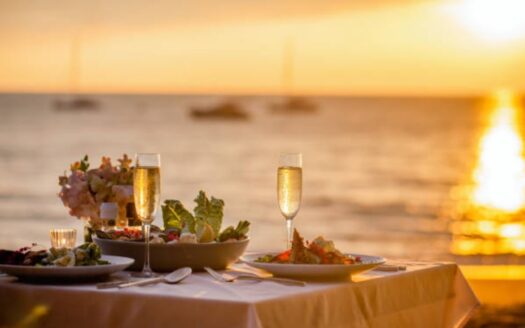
left=0, top=243, right=134, bottom=280
left=243, top=229, right=384, bottom=279
left=94, top=190, right=250, bottom=271
left=0, top=243, right=108, bottom=267
left=256, top=229, right=361, bottom=265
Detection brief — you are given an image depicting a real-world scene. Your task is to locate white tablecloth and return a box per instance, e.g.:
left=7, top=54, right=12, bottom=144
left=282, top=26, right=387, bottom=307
left=0, top=261, right=479, bottom=328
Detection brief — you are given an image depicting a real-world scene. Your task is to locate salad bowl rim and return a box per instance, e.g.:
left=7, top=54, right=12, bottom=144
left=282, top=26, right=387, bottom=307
left=92, top=236, right=250, bottom=247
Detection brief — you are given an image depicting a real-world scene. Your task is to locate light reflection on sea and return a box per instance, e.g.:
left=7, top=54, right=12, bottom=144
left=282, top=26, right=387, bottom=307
left=0, top=94, right=483, bottom=259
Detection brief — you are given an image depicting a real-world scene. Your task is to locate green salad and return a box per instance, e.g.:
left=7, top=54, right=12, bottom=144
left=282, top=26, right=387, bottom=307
left=162, top=190, right=250, bottom=243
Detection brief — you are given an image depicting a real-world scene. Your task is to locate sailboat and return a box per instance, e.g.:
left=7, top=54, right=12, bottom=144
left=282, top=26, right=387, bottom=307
left=190, top=100, right=250, bottom=121
left=270, top=39, right=318, bottom=114
left=54, top=36, right=99, bottom=111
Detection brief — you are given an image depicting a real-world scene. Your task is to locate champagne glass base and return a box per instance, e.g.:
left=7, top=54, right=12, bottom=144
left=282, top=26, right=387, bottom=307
left=132, top=270, right=158, bottom=278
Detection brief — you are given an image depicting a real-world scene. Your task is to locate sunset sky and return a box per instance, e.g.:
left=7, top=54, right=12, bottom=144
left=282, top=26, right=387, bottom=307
left=1, top=0, right=525, bottom=96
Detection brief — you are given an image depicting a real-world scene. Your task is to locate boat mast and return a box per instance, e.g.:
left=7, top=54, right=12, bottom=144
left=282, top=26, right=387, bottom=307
left=282, top=37, right=294, bottom=97
left=68, top=33, right=81, bottom=96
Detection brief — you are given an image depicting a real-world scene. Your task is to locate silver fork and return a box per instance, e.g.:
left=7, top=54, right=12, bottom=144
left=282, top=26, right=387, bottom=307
left=204, top=267, right=306, bottom=287
left=373, top=264, right=407, bottom=272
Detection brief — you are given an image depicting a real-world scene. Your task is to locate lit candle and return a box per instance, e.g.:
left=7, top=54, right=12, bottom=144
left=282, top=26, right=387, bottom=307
left=50, top=229, right=77, bottom=248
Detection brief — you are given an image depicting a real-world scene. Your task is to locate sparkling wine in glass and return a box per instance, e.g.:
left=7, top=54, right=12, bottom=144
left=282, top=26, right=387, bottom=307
left=278, top=153, right=302, bottom=249
left=133, top=153, right=161, bottom=277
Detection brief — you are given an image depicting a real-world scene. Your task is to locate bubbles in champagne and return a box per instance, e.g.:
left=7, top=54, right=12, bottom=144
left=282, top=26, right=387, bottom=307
left=278, top=166, right=302, bottom=220
left=133, top=166, right=161, bottom=223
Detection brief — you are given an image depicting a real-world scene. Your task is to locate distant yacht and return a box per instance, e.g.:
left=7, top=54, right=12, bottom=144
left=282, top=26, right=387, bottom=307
left=270, top=38, right=318, bottom=114
left=53, top=36, right=99, bottom=112
left=270, top=96, right=317, bottom=114
left=190, top=101, right=249, bottom=121
left=53, top=97, right=99, bottom=111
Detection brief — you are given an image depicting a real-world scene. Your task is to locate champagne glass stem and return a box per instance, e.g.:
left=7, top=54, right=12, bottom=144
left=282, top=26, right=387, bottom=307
left=143, top=223, right=152, bottom=276
left=286, top=218, right=293, bottom=249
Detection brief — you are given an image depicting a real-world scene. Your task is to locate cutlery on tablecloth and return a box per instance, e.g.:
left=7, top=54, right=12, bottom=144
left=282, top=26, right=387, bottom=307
left=373, top=264, right=407, bottom=272
left=118, top=267, right=192, bottom=289
left=97, top=279, right=133, bottom=289
left=96, top=267, right=192, bottom=289
left=204, top=267, right=306, bottom=287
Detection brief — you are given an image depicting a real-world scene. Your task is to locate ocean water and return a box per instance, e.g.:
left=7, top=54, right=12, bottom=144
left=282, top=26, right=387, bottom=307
left=0, top=94, right=485, bottom=259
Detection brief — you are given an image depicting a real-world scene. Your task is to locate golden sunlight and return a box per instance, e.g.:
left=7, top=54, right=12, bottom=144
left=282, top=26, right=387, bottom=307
left=454, top=0, right=525, bottom=41
left=471, top=90, right=525, bottom=212
left=450, top=90, right=525, bottom=255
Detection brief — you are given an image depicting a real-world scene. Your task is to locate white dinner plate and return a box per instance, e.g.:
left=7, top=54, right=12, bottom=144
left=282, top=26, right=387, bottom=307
left=0, top=255, right=134, bottom=280
left=241, top=253, right=385, bottom=279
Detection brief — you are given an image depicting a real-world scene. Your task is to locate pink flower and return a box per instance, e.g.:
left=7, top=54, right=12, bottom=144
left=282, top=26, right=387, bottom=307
left=98, top=157, right=119, bottom=181
left=112, top=185, right=133, bottom=206
left=58, top=154, right=134, bottom=227
left=59, top=170, right=99, bottom=221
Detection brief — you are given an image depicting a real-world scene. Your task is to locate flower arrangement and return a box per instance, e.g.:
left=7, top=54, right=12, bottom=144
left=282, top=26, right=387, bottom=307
left=58, top=154, right=134, bottom=228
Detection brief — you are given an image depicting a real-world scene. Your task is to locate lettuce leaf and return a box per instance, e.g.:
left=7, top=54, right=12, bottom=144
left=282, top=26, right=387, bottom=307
left=218, top=220, right=250, bottom=242
left=193, top=191, right=224, bottom=237
left=162, top=200, right=195, bottom=232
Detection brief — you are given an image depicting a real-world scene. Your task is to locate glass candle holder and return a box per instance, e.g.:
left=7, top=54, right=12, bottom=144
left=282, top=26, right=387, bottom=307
left=50, top=229, right=77, bottom=248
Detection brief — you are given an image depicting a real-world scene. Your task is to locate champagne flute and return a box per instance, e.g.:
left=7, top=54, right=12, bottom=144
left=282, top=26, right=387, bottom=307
left=277, top=153, right=302, bottom=249
left=133, top=153, right=161, bottom=277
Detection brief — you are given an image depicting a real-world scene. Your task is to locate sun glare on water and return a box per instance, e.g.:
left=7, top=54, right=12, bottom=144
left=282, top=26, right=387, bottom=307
left=451, top=90, right=525, bottom=255
left=471, top=91, right=525, bottom=212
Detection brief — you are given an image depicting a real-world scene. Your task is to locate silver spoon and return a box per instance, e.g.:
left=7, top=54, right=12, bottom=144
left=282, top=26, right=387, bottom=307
left=118, top=267, right=192, bottom=289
